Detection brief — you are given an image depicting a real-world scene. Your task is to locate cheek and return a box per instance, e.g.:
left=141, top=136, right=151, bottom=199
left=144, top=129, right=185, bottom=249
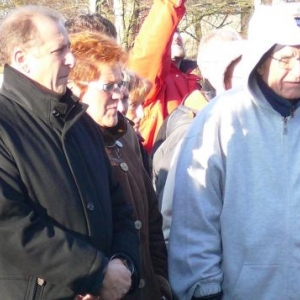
left=83, top=97, right=106, bottom=122
left=264, top=73, right=286, bottom=94
left=101, top=112, right=119, bottom=127
left=126, top=109, right=135, bottom=120
left=117, top=101, right=128, bottom=115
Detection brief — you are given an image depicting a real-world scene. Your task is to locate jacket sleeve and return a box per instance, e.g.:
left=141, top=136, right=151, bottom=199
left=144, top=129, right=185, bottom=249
left=159, top=142, right=182, bottom=246
left=127, top=0, right=186, bottom=105
left=167, top=111, right=223, bottom=300
left=144, top=167, right=172, bottom=299
left=0, top=137, right=108, bottom=296
left=110, top=175, right=141, bottom=292
left=128, top=123, right=171, bottom=297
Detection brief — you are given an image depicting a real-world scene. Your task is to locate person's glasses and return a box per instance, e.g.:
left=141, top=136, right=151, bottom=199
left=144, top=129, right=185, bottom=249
left=269, top=54, right=300, bottom=70
left=90, top=80, right=127, bottom=93
left=79, top=80, right=127, bottom=93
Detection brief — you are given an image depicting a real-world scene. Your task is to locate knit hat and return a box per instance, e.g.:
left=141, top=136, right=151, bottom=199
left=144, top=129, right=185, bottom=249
left=197, top=28, right=245, bottom=94
left=244, top=5, right=300, bottom=86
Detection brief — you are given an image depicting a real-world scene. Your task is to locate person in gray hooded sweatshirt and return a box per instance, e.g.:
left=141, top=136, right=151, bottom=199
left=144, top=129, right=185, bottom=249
left=168, top=5, right=300, bottom=300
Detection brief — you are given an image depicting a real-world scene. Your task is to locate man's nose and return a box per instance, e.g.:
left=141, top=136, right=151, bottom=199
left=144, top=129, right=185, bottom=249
left=65, top=51, right=75, bottom=69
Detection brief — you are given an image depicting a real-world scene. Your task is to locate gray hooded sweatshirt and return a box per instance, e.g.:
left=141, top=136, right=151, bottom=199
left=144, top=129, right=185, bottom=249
left=168, top=6, right=300, bottom=300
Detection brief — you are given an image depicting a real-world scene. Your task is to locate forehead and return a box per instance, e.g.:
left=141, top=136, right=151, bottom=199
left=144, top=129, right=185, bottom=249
left=98, top=63, right=123, bottom=80
left=33, top=15, right=68, bottom=47
left=273, top=45, right=300, bottom=54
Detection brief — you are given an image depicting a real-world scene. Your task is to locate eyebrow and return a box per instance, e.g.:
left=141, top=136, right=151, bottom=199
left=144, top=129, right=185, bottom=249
left=50, top=40, right=71, bottom=54
left=274, top=46, right=300, bottom=55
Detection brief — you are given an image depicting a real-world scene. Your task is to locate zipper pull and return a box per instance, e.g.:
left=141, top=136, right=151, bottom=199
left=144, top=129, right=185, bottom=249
left=37, top=277, right=45, bottom=286
left=283, top=117, right=288, bottom=135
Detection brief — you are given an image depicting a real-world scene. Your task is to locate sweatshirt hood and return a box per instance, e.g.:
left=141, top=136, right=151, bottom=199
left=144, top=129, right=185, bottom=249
left=197, top=27, right=245, bottom=94
left=243, top=5, right=300, bottom=91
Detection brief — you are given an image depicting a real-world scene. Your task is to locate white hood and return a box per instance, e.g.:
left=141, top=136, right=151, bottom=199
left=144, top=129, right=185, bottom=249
left=243, top=5, right=300, bottom=89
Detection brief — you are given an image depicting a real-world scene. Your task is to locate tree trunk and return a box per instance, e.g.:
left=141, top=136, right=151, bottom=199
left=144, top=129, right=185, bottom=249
left=113, top=0, right=125, bottom=45
left=89, top=0, right=97, bottom=12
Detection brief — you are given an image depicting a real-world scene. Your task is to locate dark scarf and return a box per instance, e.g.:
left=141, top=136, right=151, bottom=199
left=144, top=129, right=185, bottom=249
left=99, top=112, right=127, bottom=147
left=256, top=74, right=300, bottom=117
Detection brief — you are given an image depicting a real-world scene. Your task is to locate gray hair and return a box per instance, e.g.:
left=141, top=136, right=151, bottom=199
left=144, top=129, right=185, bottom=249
left=197, top=28, right=243, bottom=94
left=197, top=28, right=242, bottom=72
left=0, top=5, right=63, bottom=66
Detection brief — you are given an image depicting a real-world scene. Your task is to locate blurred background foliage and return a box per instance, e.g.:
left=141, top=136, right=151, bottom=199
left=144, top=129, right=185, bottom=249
left=0, top=0, right=298, bottom=59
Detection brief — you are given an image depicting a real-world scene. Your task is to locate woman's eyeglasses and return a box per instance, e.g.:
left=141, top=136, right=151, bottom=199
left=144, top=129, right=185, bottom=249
left=78, top=80, right=127, bottom=93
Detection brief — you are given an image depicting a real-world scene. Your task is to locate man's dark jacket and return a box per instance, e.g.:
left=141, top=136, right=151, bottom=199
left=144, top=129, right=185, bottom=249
left=0, top=65, right=140, bottom=300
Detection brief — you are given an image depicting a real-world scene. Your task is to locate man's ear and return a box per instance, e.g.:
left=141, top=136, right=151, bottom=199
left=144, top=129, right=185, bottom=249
left=11, top=48, right=29, bottom=73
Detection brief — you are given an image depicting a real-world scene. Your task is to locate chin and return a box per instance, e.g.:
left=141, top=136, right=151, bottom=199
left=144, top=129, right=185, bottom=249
left=55, top=86, right=67, bottom=95
left=103, top=118, right=118, bottom=128
left=282, top=91, right=300, bottom=100
left=287, top=95, right=300, bottom=100
left=112, top=120, right=118, bottom=127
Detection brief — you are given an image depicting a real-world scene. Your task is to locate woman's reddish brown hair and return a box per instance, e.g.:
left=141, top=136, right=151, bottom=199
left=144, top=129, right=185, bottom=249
left=69, top=31, right=127, bottom=95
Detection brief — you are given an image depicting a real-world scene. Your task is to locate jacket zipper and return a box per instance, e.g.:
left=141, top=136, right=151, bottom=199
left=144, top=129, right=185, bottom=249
left=283, top=117, right=288, bottom=135
left=283, top=108, right=295, bottom=135
left=32, top=277, right=45, bottom=300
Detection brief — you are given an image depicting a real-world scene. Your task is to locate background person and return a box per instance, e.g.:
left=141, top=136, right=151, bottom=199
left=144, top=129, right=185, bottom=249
left=0, top=5, right=140, bottom=300
left=152, top=28, right=244, bottom=210
left=168, top=6, right=300, bottom=300
left=122, top=69, right=153, bottom=177
left=127, top=0, right=201, bottom=153
left=122, top=69, right=152, bottom=135
left=197, top=27, right=243, bottom=99
left=65, top=12, right=117, bottom=39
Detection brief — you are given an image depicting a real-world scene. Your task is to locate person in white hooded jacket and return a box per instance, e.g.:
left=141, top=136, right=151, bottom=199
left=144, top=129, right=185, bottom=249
left=154, top=28, right=244, bottom=245
left=168, top=5, right=300, bottom=300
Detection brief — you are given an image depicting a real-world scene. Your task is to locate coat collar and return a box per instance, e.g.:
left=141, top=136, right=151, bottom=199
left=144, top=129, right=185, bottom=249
left=256, top=74, right=300, bottom=118
left=1, top=64, right=87, bottom=130
left=100, top=112, right=128, bottom=147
